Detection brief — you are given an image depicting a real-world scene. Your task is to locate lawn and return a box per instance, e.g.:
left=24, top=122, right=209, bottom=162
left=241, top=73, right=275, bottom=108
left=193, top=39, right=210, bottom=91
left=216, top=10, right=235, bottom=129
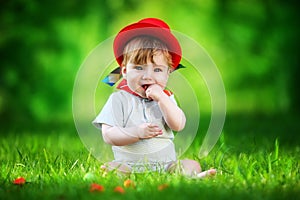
left=0, top=115, right=299, bottom=200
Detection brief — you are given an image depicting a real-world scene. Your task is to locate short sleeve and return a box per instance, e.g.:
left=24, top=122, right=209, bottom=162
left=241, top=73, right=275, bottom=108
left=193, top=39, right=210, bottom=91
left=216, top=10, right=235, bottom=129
left=92, top=93, right=124, bottom=129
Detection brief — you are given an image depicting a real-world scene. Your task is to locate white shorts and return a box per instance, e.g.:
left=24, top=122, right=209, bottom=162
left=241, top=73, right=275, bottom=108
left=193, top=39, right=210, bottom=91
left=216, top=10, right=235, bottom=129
left=111, top=160, right=175, bottom=173
left=111, top=140, right=177, bottom=173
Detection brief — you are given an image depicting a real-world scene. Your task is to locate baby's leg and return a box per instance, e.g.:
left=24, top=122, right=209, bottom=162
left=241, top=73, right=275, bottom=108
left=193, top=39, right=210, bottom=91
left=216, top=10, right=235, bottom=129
left=166, top=159, right=200, bottom=175
left=101, top=162, right=132, bottom=174
left=180, top=159, right=202, bottom=176
left=167, top=159, right=216, bottom=178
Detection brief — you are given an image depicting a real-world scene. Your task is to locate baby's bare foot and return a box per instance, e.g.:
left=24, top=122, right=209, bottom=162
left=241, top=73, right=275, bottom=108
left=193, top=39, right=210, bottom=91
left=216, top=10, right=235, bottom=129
left=196, top=169, right=217, bottom=178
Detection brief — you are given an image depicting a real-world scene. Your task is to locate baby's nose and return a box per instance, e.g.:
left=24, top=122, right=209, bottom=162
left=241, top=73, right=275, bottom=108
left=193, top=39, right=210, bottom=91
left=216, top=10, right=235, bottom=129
left=142, top=70, right=153, bottom=80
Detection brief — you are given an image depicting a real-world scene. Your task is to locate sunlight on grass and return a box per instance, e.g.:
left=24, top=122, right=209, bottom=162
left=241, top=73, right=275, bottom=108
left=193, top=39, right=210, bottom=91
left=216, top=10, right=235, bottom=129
left=0, top=132, right=299, bottom=199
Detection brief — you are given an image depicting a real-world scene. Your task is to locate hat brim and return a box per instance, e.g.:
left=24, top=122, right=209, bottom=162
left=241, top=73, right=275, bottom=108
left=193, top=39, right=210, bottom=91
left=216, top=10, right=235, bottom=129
left=113, top=22, right=182, bottom=69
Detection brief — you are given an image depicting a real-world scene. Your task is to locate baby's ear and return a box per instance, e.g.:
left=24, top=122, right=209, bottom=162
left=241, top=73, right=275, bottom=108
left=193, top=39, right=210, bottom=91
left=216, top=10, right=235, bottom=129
left=121, top=66, right=127, bottom=79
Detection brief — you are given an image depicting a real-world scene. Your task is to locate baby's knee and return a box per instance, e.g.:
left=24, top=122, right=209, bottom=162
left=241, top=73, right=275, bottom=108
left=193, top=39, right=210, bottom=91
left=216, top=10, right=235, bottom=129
left=180, top=159, right=202, bottom=176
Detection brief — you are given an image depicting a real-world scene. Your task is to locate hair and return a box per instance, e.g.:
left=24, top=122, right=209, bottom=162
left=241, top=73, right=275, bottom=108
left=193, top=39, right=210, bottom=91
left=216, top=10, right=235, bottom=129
left=122, top=36, right=173, bottom=67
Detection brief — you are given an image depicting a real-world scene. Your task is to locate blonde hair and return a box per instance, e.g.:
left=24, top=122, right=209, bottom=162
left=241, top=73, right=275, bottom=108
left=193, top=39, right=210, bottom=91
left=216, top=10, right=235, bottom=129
left=122, top=36, right=173, bottom=67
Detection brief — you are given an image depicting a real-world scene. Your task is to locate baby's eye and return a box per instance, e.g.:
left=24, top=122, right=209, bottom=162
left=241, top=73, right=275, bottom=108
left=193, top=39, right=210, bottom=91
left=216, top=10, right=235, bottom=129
left=134, top=66, right=143, bottom=70
left=154, top=68, right=163, bottom=72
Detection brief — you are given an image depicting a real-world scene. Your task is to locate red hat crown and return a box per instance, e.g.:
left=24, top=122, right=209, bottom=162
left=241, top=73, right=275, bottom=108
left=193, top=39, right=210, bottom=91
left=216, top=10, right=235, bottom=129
left=138, top=18, right=170, bottom=30
left=113, top=18, right=182, bottom=69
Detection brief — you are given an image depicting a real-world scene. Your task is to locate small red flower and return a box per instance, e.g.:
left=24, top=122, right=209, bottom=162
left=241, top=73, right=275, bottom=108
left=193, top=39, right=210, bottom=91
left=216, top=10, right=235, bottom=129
left=114, top=186, right=125, bottom=194
left=90, top=183, right=105, bottom=192
left=158, top=183, right=169, bottom=191
left=13, top=177, right=26, bottom=185
left=123, top=179, right=135, bottom=188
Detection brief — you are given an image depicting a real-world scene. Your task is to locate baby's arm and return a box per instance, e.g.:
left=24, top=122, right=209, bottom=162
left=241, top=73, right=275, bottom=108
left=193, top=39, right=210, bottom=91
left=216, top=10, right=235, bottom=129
left=157, top=95, right=186, bottom=131
left=146, top=85, right=186, bottom=131
left=102, top=123, right=163, bottom=146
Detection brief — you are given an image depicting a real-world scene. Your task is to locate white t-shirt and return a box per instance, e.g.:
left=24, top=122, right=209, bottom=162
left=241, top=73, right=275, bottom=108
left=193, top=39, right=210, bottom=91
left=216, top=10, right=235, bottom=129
left=93, top=90, right=177, bottom=163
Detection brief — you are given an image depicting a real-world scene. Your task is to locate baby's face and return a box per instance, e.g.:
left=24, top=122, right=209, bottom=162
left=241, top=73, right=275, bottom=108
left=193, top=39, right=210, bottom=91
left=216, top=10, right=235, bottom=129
left=122, top=53, right=170, bottom=98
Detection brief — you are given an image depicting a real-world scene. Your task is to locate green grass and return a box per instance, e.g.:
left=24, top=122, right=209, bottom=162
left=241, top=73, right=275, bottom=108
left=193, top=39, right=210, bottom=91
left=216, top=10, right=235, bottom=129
left=0, top=126, right=299, bottom=200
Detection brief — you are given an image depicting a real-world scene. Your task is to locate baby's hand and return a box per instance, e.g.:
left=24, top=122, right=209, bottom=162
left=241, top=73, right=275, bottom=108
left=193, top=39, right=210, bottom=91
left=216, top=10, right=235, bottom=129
left=145, top=84, right=164, bottom=101
left=137, top=123, right=163, bottom=139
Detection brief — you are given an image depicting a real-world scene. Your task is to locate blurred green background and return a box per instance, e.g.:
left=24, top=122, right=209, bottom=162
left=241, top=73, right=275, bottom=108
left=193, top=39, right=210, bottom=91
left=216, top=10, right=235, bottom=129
left=0, top=0, right=299, bottom=139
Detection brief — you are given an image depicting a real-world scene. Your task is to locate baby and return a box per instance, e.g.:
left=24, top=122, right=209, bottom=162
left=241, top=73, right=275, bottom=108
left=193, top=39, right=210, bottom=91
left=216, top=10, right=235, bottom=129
left=93, top=18, right=216, bottom=178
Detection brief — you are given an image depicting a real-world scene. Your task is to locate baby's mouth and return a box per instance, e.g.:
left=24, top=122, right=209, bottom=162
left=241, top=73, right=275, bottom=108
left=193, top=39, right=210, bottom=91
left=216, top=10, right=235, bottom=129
left=142, top=84, right=150, bottom=90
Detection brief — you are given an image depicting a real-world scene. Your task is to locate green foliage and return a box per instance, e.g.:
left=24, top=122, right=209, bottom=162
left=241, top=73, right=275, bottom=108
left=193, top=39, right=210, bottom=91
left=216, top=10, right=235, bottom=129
left=0, top=0, right=299, bottom=129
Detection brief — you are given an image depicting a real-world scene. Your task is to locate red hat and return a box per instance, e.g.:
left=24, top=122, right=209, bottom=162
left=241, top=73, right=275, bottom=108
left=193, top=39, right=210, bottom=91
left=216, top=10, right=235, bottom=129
left=113, top=18, right=182, bottom=69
